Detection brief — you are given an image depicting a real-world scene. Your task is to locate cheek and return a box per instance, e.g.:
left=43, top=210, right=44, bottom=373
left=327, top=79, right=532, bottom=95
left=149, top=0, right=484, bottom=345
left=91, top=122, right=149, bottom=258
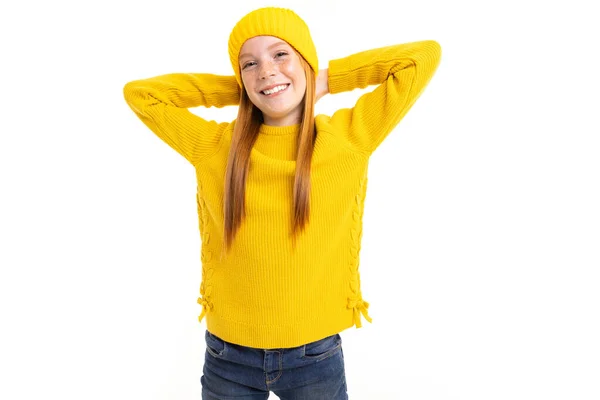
left=284, top=62, right=305, bottom=89
left=242, top=77, right=260, bottom=101
left=241, top=73, right=252, bottom=91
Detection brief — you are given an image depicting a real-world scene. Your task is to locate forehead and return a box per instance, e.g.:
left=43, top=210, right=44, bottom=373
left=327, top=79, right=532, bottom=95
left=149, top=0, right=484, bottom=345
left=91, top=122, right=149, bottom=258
left=239, top=36, right=291, bottom=57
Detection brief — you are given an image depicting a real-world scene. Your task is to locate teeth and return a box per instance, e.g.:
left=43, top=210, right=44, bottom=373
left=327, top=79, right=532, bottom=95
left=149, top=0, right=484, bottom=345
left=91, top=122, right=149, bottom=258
left=262, top=84, right=288, bottom=95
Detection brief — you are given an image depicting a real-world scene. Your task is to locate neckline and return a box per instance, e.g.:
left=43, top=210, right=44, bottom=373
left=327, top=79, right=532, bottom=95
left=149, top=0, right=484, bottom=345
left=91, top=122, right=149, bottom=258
left=259, top=123, right=300, bottom=136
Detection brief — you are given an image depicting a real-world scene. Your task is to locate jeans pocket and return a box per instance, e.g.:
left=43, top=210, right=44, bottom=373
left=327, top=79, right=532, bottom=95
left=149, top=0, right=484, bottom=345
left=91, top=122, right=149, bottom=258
left=205, top=330, right=227, bottom=358
left=301, top=334, right=342, bottom=361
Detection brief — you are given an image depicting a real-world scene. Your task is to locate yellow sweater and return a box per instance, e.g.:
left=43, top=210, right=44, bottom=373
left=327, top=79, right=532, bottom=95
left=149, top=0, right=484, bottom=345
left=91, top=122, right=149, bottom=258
left=123, top=40, right=441, bottom=349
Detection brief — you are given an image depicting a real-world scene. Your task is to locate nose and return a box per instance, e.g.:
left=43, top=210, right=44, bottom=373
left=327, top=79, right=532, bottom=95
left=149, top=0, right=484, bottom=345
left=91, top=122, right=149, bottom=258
left=259, top=61, right=276, bottom=80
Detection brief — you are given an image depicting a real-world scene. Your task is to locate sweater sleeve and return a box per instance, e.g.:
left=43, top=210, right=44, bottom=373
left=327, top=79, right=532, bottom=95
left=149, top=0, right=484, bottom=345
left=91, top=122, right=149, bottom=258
left=123, top=73, right=240, bottom=165
left=327, top=40, right=441, bottom=154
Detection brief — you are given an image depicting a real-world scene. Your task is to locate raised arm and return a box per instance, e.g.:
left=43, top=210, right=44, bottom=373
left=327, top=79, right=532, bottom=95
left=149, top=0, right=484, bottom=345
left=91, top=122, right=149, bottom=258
left=328, top=40, right=441, bottom=154
left=123, top=73, right=240, bottom=165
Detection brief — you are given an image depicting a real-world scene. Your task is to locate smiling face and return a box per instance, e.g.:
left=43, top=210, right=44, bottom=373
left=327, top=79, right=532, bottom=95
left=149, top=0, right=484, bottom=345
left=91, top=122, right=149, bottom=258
left=239, top=36, right=307, bottom=126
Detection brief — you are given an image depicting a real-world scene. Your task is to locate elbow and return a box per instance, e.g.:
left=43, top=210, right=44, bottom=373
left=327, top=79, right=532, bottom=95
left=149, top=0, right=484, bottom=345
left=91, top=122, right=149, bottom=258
left=123, top=81, right=139, bottom=102
left=424, top=40, right=442, bottom=67
left=409, top=40, right=442, bottom=73
left=122, top=80, right=150, bottom=110
left=122, top=81, right=148, bottom=116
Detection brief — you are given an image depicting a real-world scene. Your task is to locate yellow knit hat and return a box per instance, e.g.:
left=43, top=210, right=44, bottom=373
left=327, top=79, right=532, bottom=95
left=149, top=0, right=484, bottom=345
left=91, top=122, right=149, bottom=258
left=228, top=7, right=318, bottom=88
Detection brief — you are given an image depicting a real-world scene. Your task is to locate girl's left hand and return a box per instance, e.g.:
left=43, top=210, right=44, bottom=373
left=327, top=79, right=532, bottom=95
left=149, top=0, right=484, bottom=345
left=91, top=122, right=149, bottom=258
left=315, top=68, right=329, bottom=103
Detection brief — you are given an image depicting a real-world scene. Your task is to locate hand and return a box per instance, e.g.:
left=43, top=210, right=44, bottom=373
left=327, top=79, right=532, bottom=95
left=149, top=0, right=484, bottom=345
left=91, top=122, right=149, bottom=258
left=315, top=68, right=329, bottom=103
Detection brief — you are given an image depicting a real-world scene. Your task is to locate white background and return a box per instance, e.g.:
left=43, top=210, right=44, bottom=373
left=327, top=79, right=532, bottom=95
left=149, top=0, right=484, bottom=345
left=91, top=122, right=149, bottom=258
left=1, top=0, right=598, bottom=399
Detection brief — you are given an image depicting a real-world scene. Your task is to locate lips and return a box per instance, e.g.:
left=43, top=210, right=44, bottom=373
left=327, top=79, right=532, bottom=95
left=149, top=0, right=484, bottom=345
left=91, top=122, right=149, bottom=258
left=260, top=83, right=290, bottom=96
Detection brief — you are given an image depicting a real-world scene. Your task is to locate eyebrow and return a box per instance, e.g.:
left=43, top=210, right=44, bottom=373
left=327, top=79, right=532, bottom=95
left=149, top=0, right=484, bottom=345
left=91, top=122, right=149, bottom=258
left=239, top=40, right=288, bottom=61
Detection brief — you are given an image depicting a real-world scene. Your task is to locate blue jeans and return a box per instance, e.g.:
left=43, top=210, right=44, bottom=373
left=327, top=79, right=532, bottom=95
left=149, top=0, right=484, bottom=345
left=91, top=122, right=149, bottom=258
left=201, top=330, right=348, bottom=399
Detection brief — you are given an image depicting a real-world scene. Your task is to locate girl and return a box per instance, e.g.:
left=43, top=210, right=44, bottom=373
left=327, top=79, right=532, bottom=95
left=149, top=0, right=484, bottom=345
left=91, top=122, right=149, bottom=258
left=123, top=6, right=441, bottom=399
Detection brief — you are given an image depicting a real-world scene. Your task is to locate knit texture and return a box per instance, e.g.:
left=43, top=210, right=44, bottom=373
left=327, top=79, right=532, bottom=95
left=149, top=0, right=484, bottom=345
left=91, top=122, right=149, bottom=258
left=228, top=7, right=318, bottom=87
left=123, top=40, right=441, bottom=349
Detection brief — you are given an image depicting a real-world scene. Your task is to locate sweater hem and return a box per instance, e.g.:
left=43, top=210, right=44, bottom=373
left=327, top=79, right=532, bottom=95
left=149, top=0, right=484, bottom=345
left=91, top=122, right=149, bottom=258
left=204, top=313, right=365, bottom=349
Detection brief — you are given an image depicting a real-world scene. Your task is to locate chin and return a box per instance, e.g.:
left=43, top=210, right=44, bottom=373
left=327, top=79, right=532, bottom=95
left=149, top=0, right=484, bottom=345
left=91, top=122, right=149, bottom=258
left=262, top=107, right=294, bottom=118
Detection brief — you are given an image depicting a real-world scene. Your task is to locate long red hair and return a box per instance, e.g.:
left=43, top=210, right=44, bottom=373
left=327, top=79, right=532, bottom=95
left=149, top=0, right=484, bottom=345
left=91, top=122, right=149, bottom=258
left=221, top=51, right=316, bottom=257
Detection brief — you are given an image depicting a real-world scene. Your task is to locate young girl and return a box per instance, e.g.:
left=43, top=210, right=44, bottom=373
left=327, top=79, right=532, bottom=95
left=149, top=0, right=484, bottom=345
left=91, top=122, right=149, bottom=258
left=123, top=6, right=441, bottom=399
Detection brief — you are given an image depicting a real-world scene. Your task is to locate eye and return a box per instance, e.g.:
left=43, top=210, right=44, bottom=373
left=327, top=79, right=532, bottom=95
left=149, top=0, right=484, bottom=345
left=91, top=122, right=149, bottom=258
left=242, top=61, right=256, bottom=70
left=275, top=51, right=287, bottom=58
